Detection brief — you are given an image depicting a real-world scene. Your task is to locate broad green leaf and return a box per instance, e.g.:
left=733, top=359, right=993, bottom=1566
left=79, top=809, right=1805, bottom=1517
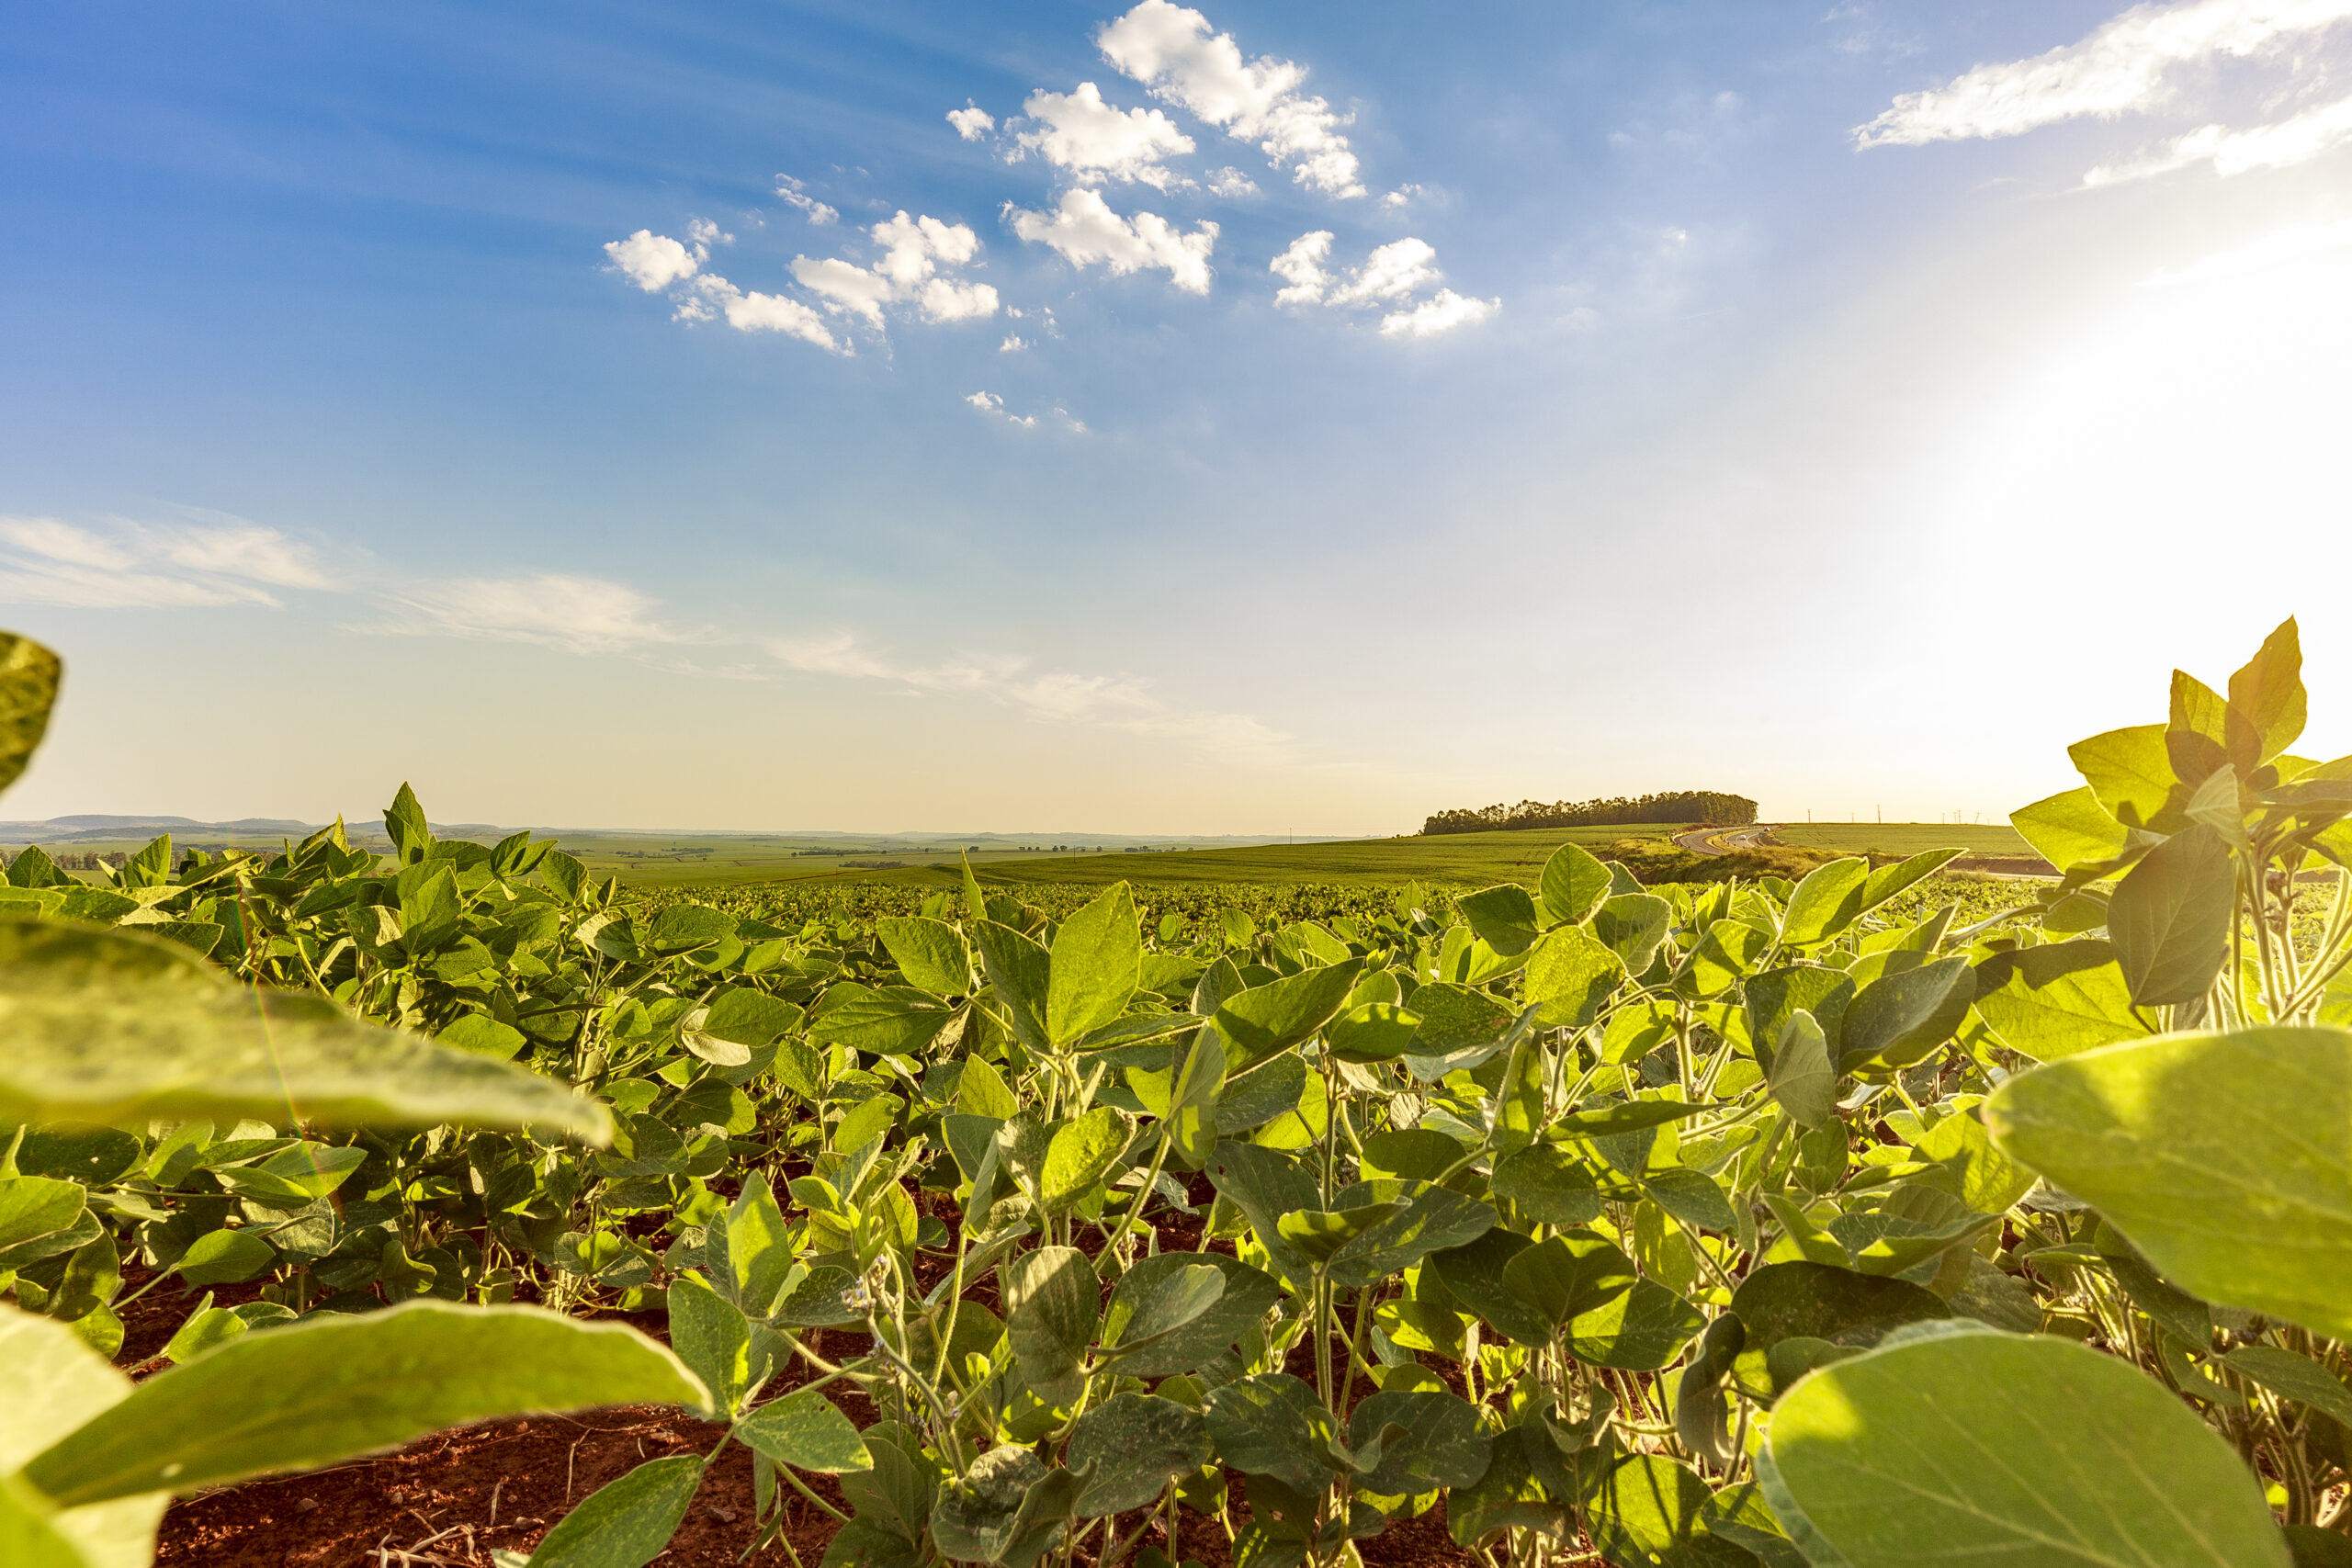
left=1858, top=848, right=1964, bottom=912
left=1324, top=1184, right=1496, bottom=1289
left=1100, top=1252, right=1282, bottom=1377
left=1067, top=1394, right=1211, bottom=1517
left=2227, top=617, right=2305, bottom=771
left=1115, top=1262, right=1225, bottom=1347
left=971, top=920, right=1051, bottom=1055
left=1728, top=1262, right=1946, bottom=1389
left=667, top=1274, right=750, bottom=1416
left=1523, top=926, right=1623, bottom=1030
left=1987, top=1026, right=2352, bottom=1338
left=0, top=1306, right=161, bottom=1568
left=1047, top=884, right=1141, bottom=1046
left=1500, top=1233, right=1635, bottom=1329
left=724, top=1174, right=796, bottom=1318
left=2108, top=824, right=2233, bottom=1007
left=1971, top=940, right=2150, bottom=1060
left=1278, top=1203, right=1400, bottom=1265
left=1768, top=1010, right=1837, bottom=1130
left=2070, top=724, right=2184, bottom=833
left=1644, top=1168, right=1736, bottom=1232
left=0, top=634, right=62, bottom=798
left=738, top=1389, right=872, bottom=1474
left=23, top=1302, right=707, bottom=1506
left=1162, top=1025, right=1226, bottom=1169
left=526, top=1453, right=703, bottom=1568
left=956, top=1056, right=1020, bottom=1121
left=1207, top=1140, right=1320, bottom=1285
left=2168, top=670, right=2232, bottom=788
left=808, top=986, right=951, bottom=1056
left=875, top=916, right=970, bottom=998
left=2225, top=1346, right=2352, bottom=1430
left=1675, top=919, right=1771, bottom=1002
left=1781, top=859, right=1869, bottom=946
left=1554, top=1099, right=1711, bottom=1137
left=1763, top=1329, right=2287, bottom=1568
left=1592, top=894, right=1671, bottom=973
left=928, top=1444, right=1069, bottom=1568
left=1839, top=955, right=1971, bottom=1072
left=1912, top=1111, right=2036, bottom=1215
left=1325, top=1000, right=1419, bottom=1063
left=1489, top=1145, right=1601, bottom=1224
left=1566, top=1280, right=1704, bottom=1371
left=1540, top=841, right=1612, bottom=927
left=174, top=1228, right=276, bottom=1287
left=2011, top=786, right=2132, bottom=874
left=0, top=1177, right=85, bottom=1262
left=1203, top=1374, right=1340, bottom=1495
left=1001, top=1246, right=1096, bottom=1405
left=1404, top=982, right=1517, bottom=1077
left=1040, top=1107, right=1131, bottom=1213
left=0, top=923, right=610, bottom=1143
left=1586, top=1454, right=1718, bottom=1568
left=1458, top=885, right=1542, bottom=957
left=1428, top=1229, right=1552, bottom=1345
left=1213, top=962, right=1360, bottom=1074
left=1345, top=1389, right=1490, bottom=1495
left=1746, top=965, right=1853, bottom=1070
left=0, top=1477, right=88, bottom=1568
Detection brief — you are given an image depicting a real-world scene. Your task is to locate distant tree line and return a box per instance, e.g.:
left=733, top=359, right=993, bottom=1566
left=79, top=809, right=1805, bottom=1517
left=1420, top=790, right=1758, bottom=836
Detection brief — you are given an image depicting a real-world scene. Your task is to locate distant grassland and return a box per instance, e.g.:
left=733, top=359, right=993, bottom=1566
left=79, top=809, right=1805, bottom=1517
left=1772, top=822, right=2034, bottom=858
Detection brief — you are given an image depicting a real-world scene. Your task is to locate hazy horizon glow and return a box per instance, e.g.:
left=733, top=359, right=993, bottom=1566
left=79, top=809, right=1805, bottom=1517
left=5, top=1, right=2349, bottom=836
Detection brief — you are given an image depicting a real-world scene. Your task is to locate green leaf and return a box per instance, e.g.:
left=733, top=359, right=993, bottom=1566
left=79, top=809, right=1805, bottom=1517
left=1457, top=886, right=1542, bottom=957
left=1554, top=1099, right=1711, bottom=1136
left=972, top=921, right=1052, bottom=1055
left=1345, top=1389, right=1490, bottom=1495
left=876, top=917, right=970, bottom=998
left=2223, top=1346, right=2352, bottom=1430
left=2227, top=617, right=2305, bottom=771
left=1971, top=940, right=2150, bottom=1061
left=1540, top=841, right=1611, bottom=927
left=1644, top=1168, right=1736, bottom=1232
left=2011, top=787, right=2132, bottom=874
left=2108, top=824, right=2233, bottom=1007
left=0, top=923, right=610, bottom=1144
left=929, top=1444, right=1070, bottom=1567
left=1768, top=1010, right=1837, bottom=1131
left=2070, top=724, right=2184, bottom=833
left=1114, top=1262, right=1225, bottom=1348
left=1763, top=1329, right=2287, bottom=1568
left=809, top=986, right=951, bottom=1057
left=22, top=1302, right=707, bottom=1506
left=1858, top=848, right=1965, bottom=913
left=1325, top=1000, right=1419, bottom=1064
left=0, top=634, right=62, bottom=799
left=1500, top=1233, right=1636, bottom=1329
left=1203, top=1374, right=1340, bottom=1495
left=1746, top=966, right=1853, bottom=1071
left=1675, top=919, right=1771, bottom=1002
left=1068, top=1394, right=1212, bottom=1517
left=1522, top=926, right=1623, bottom=1031
left=1586, top=1454, right=1719, bottom=1568
left=1988, top=1026, right=2352, bottom=1339
left=1781, top=859, right=1869, bottom=946
left=1048, top=884, right=1141, bottom=1047
left=723, top=1174, right=797, bottom=1318
left=1161, top=1026, right=1226, bottom=1170
left=1592, top=894, right=1671, bottom=973
left=1040, top=1108, right=1131, bottom=1213
left=1277, top=1203, right=1399, bottom=1266
left=1403, top=983, right=1517, bottom=1077
left=1101, top=1252, right=1282, bottom=1377
left=1001, top=1247, right=1097, bottom=1406
left=1488, top=1145, right=1600, bottom=1225
left=0, top=1177, right=86, bottom=1266
left=956, top=1057, right=1020, bottom=1121
left=526, top=1454, right=703, bottom=1568
left=667, top=1273, right=750, bottom=1416
left=738, top=1389, right=873, bottom=1474
left=0, top=1304, right=163, bottom=1568
left=1214, top=962, right=1361, bottom=1075
left=1911, top=1111, right=2036, bottom=1215
left=1566, top=1280, right=1704, bottom=1370
left=438, top=1015, right=526, bottom=1059
left=1324, top=1185, right=1497, bottom=1289
left=1839, top=955, right=1972, bottom=1072
left=1429, top=1229, right=1552, bottom=1345
left=174, top=1229, right=276, bottom=1287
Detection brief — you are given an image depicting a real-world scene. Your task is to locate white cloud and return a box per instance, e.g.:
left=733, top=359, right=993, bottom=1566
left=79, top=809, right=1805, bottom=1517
left=793, top=211, right=999, bottom=328
left=1379, top=288, right=1498, bottom=338
left=605, top=230, right=702, bottom=291
left=1329, top=237, right=1440, bottom=306
left=385, top=574, right=677, bottom=657
left=684, top=276, right=844, bottom=351
left=1856, top=0, right=2352, bottom=148
left=1270, top=230, right=1333, bottom=305
left=0, top=516, right=334, bottom=609
left=2086, top=89, right=2352, bottom=181
left=1006, top=187, right=1218, bottom=293
left=948, top=104, right=997, bottom=141
left=1015, top=82, right=1195, bottom=187
left=1207, top=166, right=1261, bottom=197
left=1380, top=184, right=1426, bottom=209
left=775, top=175, right=838, bottom=225
left=1001, top=333, right=1029, bottom=352
left=1098, top=0, right=1366, bottom=197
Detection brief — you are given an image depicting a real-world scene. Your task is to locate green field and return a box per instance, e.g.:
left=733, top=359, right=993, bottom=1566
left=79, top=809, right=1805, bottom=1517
left=1771, top=821, right=2035, bottom=858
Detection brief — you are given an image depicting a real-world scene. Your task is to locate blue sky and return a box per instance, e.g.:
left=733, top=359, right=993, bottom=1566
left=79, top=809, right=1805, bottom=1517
left=5, top=1, right=2351, bottom=833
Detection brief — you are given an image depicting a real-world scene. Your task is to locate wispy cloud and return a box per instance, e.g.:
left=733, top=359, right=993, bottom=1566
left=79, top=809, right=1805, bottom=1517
left=1100, top=0, right=1366, bottom=197
left=2085, top=89, right=2352, bottom=182
left=1856, top=0, right=2352, bottom=149
left=379, top=573, right=683, bottom=656
left=0, top=514, right=334, bottom=609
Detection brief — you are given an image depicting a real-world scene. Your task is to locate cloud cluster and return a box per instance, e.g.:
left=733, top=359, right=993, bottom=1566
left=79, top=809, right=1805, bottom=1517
left=0, top=515, right=334, bottom=609
left=775, top=175, right=838, bottom=225
left=1099, top=0, right=1365, bottom=197
left=1270, top=232, right=1497, bottom=336
left=1857, top=0, right=2352, bottom=186
left=1008, top=188, right=1219, bottom=294
left=1014, top=83, right=1195, bottom=188
left=605, top=205, right=998, bottom=352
